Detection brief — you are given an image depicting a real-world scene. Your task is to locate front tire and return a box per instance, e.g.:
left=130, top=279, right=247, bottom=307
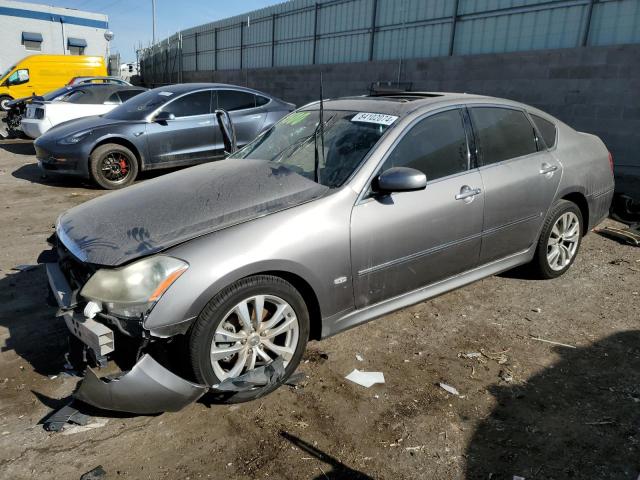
left=530, top=200, right=583, bottom=279
left=89, top=143, right=139, bottom=189
left=0, top=96, right=12, bottom=112
left=189, top=275, right=310, bottom=403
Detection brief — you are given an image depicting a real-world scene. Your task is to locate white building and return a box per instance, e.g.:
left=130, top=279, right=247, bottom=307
left=0, top=0, right=109, bottom=73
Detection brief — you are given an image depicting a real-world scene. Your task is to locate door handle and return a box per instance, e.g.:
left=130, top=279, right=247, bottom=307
left=540, top=163, right=558, bottom=175
left=455, top=186, right=482, bottom=201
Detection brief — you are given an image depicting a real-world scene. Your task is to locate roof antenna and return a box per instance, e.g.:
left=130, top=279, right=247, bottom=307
left=314, top=72, right=324, bottom=183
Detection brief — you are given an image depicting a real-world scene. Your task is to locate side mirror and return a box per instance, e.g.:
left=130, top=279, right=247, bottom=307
left=215, top=109, right=237, bottom=154
left=154, top=111, right=175, bottom=123
left=374, top=167, right=427, bottom=194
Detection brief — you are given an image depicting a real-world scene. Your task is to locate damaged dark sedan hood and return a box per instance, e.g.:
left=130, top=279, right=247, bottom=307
left=57, top=159, right=329, bottom=266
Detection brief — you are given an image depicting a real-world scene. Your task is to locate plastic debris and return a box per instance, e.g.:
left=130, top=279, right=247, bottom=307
left=63, top=418, right=108, bottom=436
left=43, top=403, right=90, bottom=432
left=355, top=354, right=364, bottom=362
left=213, top=357, right=285, bottom=392
left=438, top=383, right=460, bottom=396
left=459, top=352, right=482, bottom=359
left=532, top=307, right=542, bottom=313
left=345, top=369, right=385, bottom=388
left=499, top=370, right=514, bottom=383
left=80, top=465, right=107, bottom=480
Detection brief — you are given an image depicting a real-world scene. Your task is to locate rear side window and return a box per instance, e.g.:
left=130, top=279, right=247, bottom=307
left=104, top=92, right=121, bottom=105
left=217, top=90, right=256, bottom=111
left=382, top=109, right=469, bottom=182
left=256, top=95, right=270, bottom=107
left=470, top=107, right=537, bottom=165
left=163, top=90, right=212, bottom=118
left=530, top=113, right=557, bottom=148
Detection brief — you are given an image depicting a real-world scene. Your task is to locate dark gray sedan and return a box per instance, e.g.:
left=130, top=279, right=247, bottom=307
left=34, top=83, right=294, bottom=189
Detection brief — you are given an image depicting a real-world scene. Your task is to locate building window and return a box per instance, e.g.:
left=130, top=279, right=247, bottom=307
left=67, top=38, right=87, bottom=55
left=22, top=32, right=43, bottom=51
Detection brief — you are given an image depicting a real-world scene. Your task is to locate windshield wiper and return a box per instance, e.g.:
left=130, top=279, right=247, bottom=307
left=313, top=73, right=325, bottom=184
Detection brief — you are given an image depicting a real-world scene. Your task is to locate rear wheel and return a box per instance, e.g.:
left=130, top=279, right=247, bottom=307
left=89, top=143, right=138, bottom=189
left=189, top=275, right=309, bottom=403
left=530, top=200, right=583, bottom=279
left=0, top=96, right=12, bottom=111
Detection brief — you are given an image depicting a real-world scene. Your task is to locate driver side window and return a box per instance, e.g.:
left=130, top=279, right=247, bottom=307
left=8, top=69, right=29, bottom=85
left=382, top=109, right=469, bottom=182
left=162, top=90, right=212, bottom=118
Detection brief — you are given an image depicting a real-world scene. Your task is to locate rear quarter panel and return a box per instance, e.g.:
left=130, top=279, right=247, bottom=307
left=551, top=120, right=615, bottom=229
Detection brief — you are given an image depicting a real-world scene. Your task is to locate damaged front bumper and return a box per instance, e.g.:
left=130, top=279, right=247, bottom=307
left=45, top=262, right=209, bottom=414
left=75, top=355, right=208, bottom=414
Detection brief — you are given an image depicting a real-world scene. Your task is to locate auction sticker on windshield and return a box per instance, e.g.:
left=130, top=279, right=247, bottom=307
left=351, top=112, right=398, bottom=126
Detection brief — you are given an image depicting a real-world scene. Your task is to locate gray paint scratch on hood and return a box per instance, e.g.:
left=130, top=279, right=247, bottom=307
left=58, top=159, right=329, bottom=266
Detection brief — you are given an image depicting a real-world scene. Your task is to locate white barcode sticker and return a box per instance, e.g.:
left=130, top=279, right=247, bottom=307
left=351, top=112, right=398, bottom=126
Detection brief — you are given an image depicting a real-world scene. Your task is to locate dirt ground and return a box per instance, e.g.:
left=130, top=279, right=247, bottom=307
left=0, top=127, right=638, bottom=480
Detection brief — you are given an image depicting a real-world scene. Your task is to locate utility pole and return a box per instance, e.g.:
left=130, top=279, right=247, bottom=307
left=152, top=0, right=156, bottom=44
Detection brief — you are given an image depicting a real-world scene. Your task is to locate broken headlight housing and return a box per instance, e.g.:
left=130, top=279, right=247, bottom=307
left=80, top=255, right=188, bottom=318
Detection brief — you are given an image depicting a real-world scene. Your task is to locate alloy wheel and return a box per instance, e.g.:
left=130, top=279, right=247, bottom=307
left=210, top=295, right=299, bottom=381
left=546, top=212, right=580, bottom=271
left=100, top=152, right=132, bottom=183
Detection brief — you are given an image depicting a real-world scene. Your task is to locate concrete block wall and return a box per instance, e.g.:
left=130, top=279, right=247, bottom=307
left=183, top=44, right=640, bottom=199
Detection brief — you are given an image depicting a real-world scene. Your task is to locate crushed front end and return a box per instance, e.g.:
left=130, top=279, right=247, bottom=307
left=44, top=234, right=208, bottom=414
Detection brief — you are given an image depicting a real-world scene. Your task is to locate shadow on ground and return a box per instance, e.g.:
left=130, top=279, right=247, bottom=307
left=0, top=140, right=35, bottom=155
left=280, top=432, right=374, bottom=479
left=465, top=330, right=640, bottom=479
left=0, top=267, right=68, bottom=376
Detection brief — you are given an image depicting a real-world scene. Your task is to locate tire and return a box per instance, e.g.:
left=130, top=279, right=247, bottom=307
left=189, top=275, right=310, bottom=403
left=89, top=143, right=139, bottom=189
left=0, top=96, right=12, bottom=112
left=530, top=200, right=583, bottom=279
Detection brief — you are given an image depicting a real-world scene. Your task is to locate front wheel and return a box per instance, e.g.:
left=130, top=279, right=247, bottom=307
left=189, top=275, right=310, bottom=403
left=530, top=200, right=583, bottom=279
left=89, top=143, right=139, bottom=189
left=0, top=96, right=12, bottom=111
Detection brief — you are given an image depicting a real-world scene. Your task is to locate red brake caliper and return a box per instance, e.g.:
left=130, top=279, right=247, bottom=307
left=118, top=155, right=128, bottom=175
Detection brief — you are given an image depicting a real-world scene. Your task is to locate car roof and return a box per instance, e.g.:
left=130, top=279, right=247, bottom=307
left=148, top=83, right=274, bottom=97
left=302, top=92, right=498, bottom=116
left=59, top=84, right=146, bottom=103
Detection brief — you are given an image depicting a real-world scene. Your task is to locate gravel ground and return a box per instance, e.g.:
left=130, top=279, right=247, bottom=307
left=0, top=130, right=638, bottom=480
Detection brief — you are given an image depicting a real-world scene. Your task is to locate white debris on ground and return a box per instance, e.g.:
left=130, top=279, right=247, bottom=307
left=438, top=383, right=460, bottom=396
left=345, top=369, right=385, bottom=388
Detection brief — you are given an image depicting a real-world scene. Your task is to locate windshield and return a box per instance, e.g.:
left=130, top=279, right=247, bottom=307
left=44, top=86, right=72, bottom=101
left=231, top=109, right=395, bottom=188
left=103, top=89, right=173, bottom=121
left=0, top=65, right=16, bottom=82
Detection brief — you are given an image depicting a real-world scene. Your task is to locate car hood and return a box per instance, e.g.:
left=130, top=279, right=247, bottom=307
left=41, top=115, right=131, bottom=140
left=57, top=159, right=329, bottom=266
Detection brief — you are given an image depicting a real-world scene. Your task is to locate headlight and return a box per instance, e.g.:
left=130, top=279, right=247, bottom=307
left=58, top=130, right=92, bottom=145
left=80, top=255, right=188, bottom=318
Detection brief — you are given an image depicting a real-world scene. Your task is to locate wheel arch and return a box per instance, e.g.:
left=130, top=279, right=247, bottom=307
left=561, top=191, right=589, bottom=235
left=254, top=270, right=323, bottom=341
left=90, top=136, right=144, bottom=170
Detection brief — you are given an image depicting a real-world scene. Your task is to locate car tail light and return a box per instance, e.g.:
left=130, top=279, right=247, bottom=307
left=608, top=151, right=614, bottom=174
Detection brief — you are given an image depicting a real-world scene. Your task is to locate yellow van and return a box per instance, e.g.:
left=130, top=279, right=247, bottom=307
left=0, top=55, right=107, bottom=110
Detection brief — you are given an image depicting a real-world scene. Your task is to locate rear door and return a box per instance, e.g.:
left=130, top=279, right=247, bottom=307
left=145, top=89, right=222, bottom=167
left=216, top=89, right=267, bottom=147
left=469, top=106, right=562, bottom=263
left=351, top=108, right=485, bottom=308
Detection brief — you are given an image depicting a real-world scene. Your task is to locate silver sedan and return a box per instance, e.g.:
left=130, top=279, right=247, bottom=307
left=46, top=92, right=615, bottom=413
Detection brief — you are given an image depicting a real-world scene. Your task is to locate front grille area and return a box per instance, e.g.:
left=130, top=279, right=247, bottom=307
left=56, top=235, right=96, bottom=292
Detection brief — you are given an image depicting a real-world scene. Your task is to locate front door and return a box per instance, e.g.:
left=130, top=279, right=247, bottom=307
left=351, top=108, right=485, bottom=309
left=145, top=89, right=221, bottom=168
left=216, top=89, right=267, bottom=148
left=467, top=106, right=562, bottom=263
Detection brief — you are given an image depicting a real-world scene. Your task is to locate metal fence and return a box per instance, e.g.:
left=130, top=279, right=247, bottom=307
left=139, top=0, right=640, bottom=85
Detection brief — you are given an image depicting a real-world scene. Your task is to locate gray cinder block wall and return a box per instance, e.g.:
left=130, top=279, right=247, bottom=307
left=184, top=44, right=640, bottom=199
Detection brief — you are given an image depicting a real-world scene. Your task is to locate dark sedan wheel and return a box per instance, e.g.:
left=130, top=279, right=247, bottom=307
left=189, top=275, right=309, bottom=403
left=531, top=200, right=583, bottom=279
left=89, top=143, right=139, bottom=189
